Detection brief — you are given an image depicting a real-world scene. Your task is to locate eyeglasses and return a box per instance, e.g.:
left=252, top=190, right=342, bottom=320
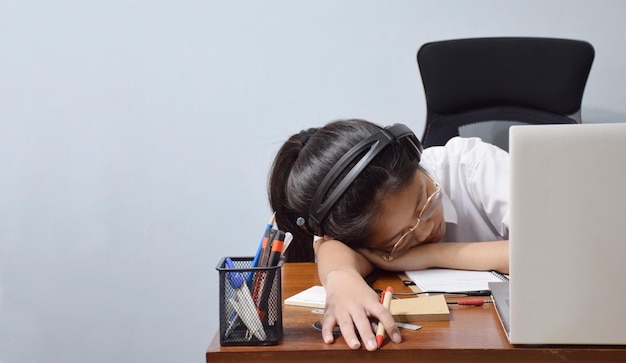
left=380, top=171, right=442, bottom=261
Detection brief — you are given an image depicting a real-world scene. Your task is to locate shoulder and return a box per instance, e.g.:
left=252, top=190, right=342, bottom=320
left=421, top=137, right=508, bottom=170
left=421, top=138, right=511, bottom=240
left=425, top=136, right=504, bottom=157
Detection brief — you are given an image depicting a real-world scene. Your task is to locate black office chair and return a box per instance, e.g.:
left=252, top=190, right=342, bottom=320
left=417, top=37, right=595, bottom=151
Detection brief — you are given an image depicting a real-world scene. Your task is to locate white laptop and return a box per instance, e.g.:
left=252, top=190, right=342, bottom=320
left=491, top=122, right=626, bottom=345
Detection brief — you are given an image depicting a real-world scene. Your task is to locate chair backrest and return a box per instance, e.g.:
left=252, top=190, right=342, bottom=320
left=417, top=37, right=595, bottom=151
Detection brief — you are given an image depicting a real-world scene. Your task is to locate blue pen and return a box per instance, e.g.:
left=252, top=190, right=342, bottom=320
left=224, top=259, right=242, bottom=337
left=225, top=258, right=245, bottom=288
left=224, top=258, right=266, bottom=340
left=247, top=213, right=276, bottom=284
left=224, top=258, right=254, bottom=337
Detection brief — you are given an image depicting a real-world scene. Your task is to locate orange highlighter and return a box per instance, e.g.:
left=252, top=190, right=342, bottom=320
left=376, top=286, right=394, bottom=348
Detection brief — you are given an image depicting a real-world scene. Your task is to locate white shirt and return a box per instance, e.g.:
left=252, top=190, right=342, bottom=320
left=420, top=137, right=510, bottom=242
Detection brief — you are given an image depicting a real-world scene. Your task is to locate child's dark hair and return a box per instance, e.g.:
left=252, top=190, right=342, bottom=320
left=267, top=119, right=420, bottom=262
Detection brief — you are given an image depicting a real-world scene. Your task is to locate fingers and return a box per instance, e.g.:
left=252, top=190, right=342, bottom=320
left=378, top=313, right=403, bottom=345
left=367, top=300, right=402, bottom=347
left=321, top=305, right=401, bottom=351
left=319, top=267, right=402, bottom=351
left=322, top=313, right=363, bottom=349
left=349, top=314, right=378, bottom=351
left=320, top=316, right=337, bottom=345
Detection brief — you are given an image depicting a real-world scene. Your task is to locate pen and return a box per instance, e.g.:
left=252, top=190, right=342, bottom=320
left=252, top=228, right=276, bottom=299
left=376, top=286, right=394, bottom=348
left=280, top=232, right=293, bottom=258
left=224, top=258, right=242, bottom=337
left=251, top=227, right=278, bottom=305
left=390, top=289, right=492, bottom=297
left=248, top=213, right=276, bottom=283
left=228, top=213, right=276, bottom=336
left=259, top=228, right=277, bottom=268
left=224, top=258, right=266, bottom=341
left=447, top=298, right=491, bottom=306
left=459, top=290, right=492, bottom=296
left=265, top=230, right=286, bottom=326
left=267, top=229, right=286, bottom=267
left=255, top=230, right=285, bottom=322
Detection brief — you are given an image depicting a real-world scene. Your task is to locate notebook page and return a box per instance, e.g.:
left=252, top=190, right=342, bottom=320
left=404, top=268, right=507, bottom=293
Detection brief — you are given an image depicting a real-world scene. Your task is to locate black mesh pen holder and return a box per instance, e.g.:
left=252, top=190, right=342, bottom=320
left=216, top=256, right=284, bottom=346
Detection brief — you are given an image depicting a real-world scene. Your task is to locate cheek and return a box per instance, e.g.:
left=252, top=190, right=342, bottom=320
left=411, top=213, right=446, bottom=246
left=433, top=217, right=446, bottom=242
left=431, top=210, right=447, bottom=242
left=406, top=230, right=429, bottom=248
left=431, top=208, right=445, bottom=230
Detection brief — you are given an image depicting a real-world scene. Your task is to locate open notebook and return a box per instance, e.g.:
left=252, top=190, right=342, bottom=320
left=497, top=123, right=626, bottom=345
left=404, top=268, right=508, bottom=294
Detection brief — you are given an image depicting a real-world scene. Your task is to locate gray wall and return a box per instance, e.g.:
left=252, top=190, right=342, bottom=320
left=1, top=1, right=625, bottom=362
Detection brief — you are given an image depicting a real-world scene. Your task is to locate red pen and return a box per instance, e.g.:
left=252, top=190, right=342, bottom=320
left=252, top=228, right=278, bottom=302
left=256, top=230, right=285, bottom=306
left=376, top=286, right=394, bottom=348
left=256, top=230, right=285, bottom=322
left=447, top=298, right=490, bottom=306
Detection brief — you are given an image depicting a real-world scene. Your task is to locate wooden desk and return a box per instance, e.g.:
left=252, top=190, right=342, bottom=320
left=206, top=263, right=626, bottom=362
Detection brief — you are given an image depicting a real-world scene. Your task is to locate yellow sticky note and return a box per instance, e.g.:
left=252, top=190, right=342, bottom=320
left=390, top=295, right=450, bottom=322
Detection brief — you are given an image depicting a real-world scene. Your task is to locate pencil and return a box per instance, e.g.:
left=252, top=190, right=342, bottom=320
left=376, top=286, right=394, bottom=348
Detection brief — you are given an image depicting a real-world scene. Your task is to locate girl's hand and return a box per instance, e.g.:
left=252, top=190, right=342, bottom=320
left=321, top=268, right=401, bottom=351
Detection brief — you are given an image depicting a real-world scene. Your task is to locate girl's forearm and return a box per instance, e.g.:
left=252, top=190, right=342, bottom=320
left=425, top=241, right=509, bottom=274
left=362, top=240, right=509, bottom=274
left=315, top=239, right=374, bottom=285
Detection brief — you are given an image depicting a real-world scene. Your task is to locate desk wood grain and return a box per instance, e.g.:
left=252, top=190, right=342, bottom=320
left=206, top=263, right=626, bottom=362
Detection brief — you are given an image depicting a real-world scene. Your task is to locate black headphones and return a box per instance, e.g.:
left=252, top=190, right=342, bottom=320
left=296, top=123, right=422, bottom=235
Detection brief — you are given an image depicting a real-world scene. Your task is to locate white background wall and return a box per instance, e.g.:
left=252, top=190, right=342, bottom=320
left=1, top=1, right=625, bottom=362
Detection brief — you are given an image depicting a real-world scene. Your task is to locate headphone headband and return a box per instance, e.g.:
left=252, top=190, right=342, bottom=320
left=299, top=123, right=422, bottom=235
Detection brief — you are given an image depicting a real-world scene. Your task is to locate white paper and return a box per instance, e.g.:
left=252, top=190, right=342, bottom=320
left=404, top=268, right=504, bottom=293
left=284, top=285, right=326, bottom=308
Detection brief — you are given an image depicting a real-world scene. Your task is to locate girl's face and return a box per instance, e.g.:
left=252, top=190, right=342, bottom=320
left=367, top=169, right=445, bottom=260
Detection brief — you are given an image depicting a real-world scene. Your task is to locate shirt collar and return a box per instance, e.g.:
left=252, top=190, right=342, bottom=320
left=441, top=189, right=458, bottom=224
